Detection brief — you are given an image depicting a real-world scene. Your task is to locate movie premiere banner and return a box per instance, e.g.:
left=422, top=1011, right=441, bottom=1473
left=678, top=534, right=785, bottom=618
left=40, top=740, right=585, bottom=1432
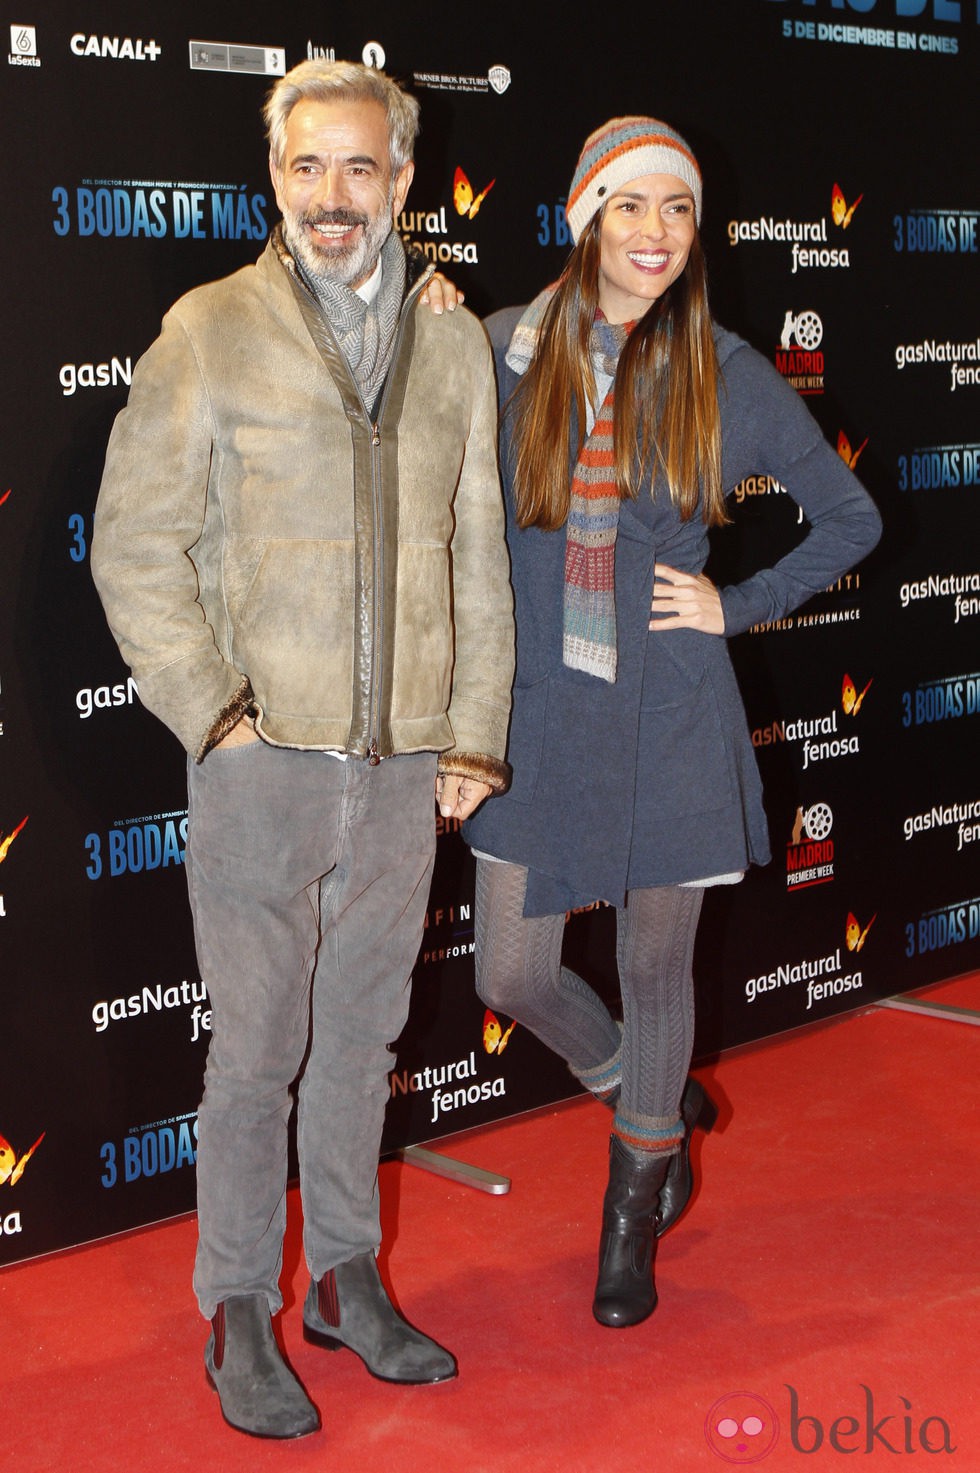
left=1, top=0, right=977, bottom=1265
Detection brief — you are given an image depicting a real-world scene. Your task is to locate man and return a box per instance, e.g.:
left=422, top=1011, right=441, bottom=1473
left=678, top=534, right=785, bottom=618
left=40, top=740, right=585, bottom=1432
left=92, top=60, right=513, bottom=1440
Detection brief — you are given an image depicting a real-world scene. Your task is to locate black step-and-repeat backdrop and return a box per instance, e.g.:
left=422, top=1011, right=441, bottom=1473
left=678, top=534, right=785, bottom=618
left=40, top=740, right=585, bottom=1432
left=2, top=0, right=978, bottom=1264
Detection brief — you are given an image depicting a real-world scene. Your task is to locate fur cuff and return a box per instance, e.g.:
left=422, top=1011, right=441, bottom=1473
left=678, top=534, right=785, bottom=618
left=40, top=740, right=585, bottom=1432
left=437, top=751, right=511, bottom=795
left=195, top=677, right=255, bottom=763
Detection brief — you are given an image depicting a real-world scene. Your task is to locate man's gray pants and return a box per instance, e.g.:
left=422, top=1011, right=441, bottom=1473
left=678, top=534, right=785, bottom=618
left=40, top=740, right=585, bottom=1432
left=185, top=742, right=437, bottom=1320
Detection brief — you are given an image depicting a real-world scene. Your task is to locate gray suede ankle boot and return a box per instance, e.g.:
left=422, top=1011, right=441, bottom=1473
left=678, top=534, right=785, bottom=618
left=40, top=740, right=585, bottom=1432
left=592, top=1136, right=671, bottom=1329
left=204, top=1293, right=320, bottom=1439
left=303, top=1251, right=457, bottom=1384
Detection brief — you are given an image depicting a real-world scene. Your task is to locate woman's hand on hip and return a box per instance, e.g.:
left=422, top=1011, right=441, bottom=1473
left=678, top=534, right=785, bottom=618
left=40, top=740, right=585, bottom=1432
left=649, top=562, right=725, bottom=634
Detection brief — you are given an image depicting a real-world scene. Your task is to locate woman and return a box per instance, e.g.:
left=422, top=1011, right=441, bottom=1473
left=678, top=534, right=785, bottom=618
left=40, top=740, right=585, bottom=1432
left=463, top=118, right=881, bottom=1329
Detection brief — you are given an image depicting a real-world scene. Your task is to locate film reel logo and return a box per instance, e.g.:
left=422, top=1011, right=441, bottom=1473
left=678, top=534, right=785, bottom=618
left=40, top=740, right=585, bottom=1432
left=780, top=308, right=823, bottom=352
left=787, top=802, right=835, bottom=891
left=794, top=801, right=832, bottom=845
left=775, top=308, right=825, bottom=395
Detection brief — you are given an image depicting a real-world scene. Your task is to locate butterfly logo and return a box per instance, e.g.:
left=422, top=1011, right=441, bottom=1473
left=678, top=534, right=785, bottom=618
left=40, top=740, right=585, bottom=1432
left=831, top=183, right=863, bottom=229
left=837, top=430, right=868, bottom=469
left=845, top=911, right=876, bottom=952
left=454, top=167, right=496, bottom=220
left=0, top=816, right=28, bottom=866
left=483, top=1008, right=516, bottom=1055
left=0, top=1131, right=45, bottom=1187
left=841, top=673, right=872, bottom=716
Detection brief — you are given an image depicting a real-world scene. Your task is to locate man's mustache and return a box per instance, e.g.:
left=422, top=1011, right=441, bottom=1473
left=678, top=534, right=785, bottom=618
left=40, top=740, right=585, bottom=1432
left=302, top=209, right=368, bottom=230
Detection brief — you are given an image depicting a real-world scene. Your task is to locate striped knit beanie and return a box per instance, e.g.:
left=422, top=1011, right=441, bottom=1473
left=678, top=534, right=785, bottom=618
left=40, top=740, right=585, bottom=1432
left=565, top=116, right=702, bottom=243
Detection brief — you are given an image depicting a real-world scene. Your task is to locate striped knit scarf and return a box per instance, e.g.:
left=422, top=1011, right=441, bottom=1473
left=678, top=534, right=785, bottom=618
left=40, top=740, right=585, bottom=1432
left=507, top=291, right=631, bottom=682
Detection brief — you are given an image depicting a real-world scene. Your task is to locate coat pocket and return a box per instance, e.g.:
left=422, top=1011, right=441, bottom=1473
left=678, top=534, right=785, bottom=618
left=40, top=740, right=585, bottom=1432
left=230, top=540, right=355, bottom=716
left=502, top=677, right=549, bottom=805
left=638, top=640, right=736, bottom=817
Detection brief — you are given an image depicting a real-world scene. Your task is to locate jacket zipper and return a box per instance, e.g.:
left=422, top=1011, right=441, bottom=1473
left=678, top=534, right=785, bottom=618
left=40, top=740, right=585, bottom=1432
left=367, top=420, right=383, bottom=764
left=361, top=268, right=431, bottom=763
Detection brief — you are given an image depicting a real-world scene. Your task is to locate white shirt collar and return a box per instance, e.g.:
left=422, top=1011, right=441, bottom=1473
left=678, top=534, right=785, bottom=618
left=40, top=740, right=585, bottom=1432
left=354, top=257, right=383, bottom=304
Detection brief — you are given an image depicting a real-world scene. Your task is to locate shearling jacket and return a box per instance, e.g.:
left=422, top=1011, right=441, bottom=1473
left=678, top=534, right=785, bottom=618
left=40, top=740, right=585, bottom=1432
left=92, top=234, right=514, bottom=786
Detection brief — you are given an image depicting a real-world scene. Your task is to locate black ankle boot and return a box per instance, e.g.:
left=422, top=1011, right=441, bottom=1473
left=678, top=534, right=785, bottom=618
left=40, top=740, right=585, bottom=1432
left=592, top=1137, right=670, bottom=1328
left=303, top=1252, right=457, bottom=1384
left=204, top=1294, right=320, bottom=1439
left=657, top=1076, right=719, bottom=1236
left=600, top=1076, right=718, bottom=1236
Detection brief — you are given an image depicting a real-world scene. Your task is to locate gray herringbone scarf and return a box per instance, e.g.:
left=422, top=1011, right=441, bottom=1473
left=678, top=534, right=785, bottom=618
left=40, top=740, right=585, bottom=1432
left=300, top=231, right=407, bottom=411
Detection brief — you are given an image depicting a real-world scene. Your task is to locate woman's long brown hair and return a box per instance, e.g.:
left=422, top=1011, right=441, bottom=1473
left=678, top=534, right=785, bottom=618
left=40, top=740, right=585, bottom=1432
left=509, top=212, right=726, bottom=531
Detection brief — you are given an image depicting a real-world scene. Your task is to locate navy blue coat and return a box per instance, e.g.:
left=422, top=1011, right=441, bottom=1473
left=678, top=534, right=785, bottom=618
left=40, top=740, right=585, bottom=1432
left=464, top=310, right=882, bottom=915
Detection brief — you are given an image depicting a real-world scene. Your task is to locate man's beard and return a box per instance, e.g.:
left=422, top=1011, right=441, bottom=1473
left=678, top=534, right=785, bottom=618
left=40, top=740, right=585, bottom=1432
left=284, top=195, right=394, bottom=289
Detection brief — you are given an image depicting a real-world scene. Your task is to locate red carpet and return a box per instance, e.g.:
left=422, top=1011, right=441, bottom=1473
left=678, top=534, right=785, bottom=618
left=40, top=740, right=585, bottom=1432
left=2, top=977, right=977, bottom=1472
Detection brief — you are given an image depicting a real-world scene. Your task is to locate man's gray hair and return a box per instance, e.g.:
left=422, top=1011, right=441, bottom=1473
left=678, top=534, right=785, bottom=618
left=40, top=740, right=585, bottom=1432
left=264, top=60, right=420, bottom=174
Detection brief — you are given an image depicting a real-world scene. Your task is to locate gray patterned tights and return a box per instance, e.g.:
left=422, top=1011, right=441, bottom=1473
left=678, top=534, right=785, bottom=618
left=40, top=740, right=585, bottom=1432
left=474, top=858, right=702, bottom=1123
